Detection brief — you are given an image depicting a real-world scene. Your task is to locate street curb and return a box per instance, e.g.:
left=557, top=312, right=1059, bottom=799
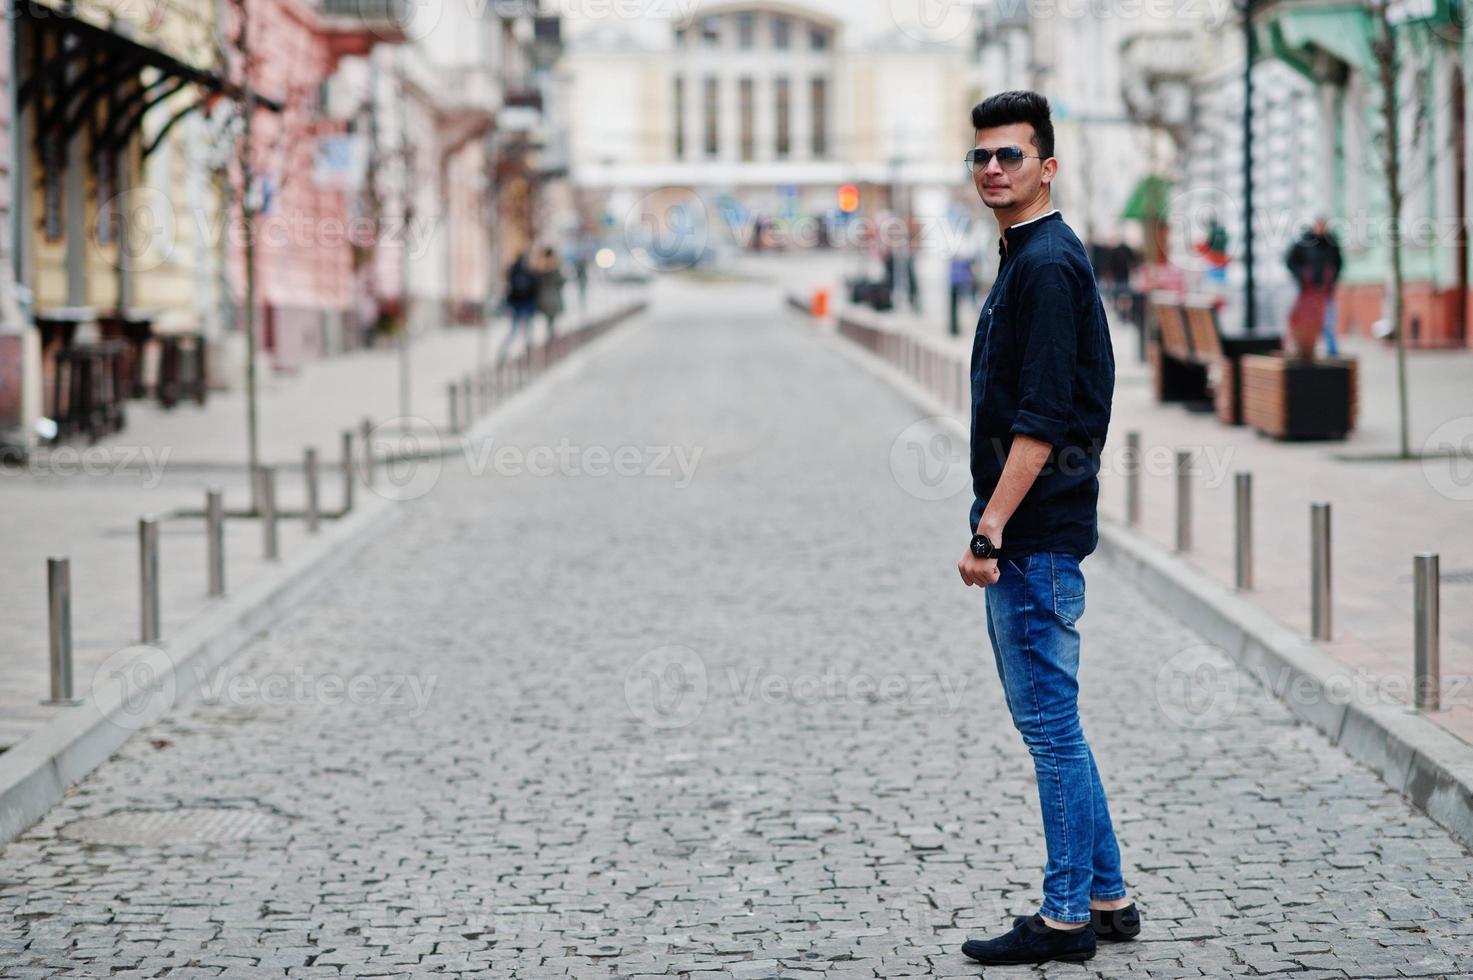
left=0, top=298, right=649, bottom=846
left=1095, top=516, right=1473, bottom=852
left=0, top=495, right=400, bottom=845
left=792, top=297, right=1473, bottom=854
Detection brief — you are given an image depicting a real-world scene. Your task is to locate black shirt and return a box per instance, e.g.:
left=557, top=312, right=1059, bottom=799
left=968, top=209, right=1115, bottom=559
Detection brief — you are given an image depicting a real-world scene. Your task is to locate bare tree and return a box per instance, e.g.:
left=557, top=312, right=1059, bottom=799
left=1369, top=0, right=1411, bottom=459
left=206, top=0, right=313, bottom=508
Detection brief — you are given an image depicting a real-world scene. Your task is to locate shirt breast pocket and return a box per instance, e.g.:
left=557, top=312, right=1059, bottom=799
left=973, top=303, right=1006, bottom=384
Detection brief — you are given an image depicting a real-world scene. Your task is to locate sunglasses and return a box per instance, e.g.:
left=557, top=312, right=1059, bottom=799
left=965, top=146, right=1043, bottom=173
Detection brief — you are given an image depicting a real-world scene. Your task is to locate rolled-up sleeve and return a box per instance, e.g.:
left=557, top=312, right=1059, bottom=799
left=1009, top=261, right=1078, bottom=449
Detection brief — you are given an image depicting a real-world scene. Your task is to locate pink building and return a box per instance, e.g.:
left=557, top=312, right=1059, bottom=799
left=0, top=14, right=31, bottom=446
left=228, top=0, right=403, bottom=373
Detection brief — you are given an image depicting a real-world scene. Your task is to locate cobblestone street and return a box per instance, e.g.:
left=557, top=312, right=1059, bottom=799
left=3, top=274, right=1472, bottom=978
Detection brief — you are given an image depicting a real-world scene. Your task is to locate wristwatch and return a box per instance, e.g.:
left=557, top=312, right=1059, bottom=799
left=970, top=532, right=1001, bottom=560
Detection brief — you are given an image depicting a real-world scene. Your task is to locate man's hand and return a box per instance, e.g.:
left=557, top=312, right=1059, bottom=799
left=959, top=524, right=1005, bottom=589
left=958, top=552, right=1000, bottom=588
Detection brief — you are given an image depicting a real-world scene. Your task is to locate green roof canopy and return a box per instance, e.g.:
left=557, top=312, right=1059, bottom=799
left=1266, top=5, right=1377, bottom=77
left=1121, top=175, right=1172, bottom=223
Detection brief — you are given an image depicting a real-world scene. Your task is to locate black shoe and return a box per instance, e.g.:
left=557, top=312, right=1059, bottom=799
left=1014, top=902, right=1141, bottom=942
left=963, top=913, right=1096, bottom=965
left=1091, top=901, right=1141, bottom=940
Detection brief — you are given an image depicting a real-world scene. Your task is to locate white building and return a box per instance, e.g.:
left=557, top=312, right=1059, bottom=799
left=563, top=1, right=990, bottom=282
left=560, top=0, right=1208, bottom=304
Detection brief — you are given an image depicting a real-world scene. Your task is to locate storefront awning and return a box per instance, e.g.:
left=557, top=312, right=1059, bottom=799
left=17, top=0, right=282, bottom=162
left=1265, top=5, right=1377, bottom=77
left=1122, top=175, right=1172, bottom=223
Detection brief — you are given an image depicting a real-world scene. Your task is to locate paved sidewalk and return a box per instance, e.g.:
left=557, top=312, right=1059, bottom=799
left=769, top=250, right=1473, bottom=749
left=2, top=271, right=1471, bottom=977
left=0, top=282, right=646, bottom=751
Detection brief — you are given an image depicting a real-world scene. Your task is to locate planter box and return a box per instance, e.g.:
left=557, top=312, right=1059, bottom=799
left=1240, top=354, right=1358, bottom=440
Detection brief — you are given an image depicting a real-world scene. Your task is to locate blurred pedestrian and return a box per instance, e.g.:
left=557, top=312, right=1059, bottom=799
left=949, top=249, right=976, bottom=336
left=498, top=251, right=538, bottom=364
left=1195, top=211, right=1230, bottom=284
left=573, top=249, right=590, bottom=314
left=1285, top=217, right=1342, bottom=357
left=535, top=246, right=566, bottom=341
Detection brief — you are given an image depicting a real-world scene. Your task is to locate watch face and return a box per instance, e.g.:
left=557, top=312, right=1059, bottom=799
left=971, top=535, right=990, bottom=558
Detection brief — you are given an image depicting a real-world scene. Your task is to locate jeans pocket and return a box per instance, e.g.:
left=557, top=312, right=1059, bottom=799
left=1049, top=553, right=1086, bottom=626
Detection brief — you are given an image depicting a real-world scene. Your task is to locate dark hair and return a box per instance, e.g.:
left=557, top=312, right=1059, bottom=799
left=971, top=90, right=1054, bottom=160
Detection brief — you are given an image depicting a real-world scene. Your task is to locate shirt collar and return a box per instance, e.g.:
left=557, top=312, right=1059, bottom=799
left=998, top=208, right=1062, bottom=259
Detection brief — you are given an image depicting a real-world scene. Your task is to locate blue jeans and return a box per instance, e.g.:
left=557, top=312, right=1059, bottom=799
left=984, top=551, right=1127, bottom=924
left=498, top=304, right=536, bottom=362
left=1322, top=294, right=1339, bottom=356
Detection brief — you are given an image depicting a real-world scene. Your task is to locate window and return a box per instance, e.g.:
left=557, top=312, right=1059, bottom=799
left=739, top=77, right=755, bottom=161
left=772, top=16, right=790, bottom=49
left=674, top=26, right=686, bottom=47
left=704, top=76, right=719, bottom=157
left=810, top=27, right=829, bottom=50
left=736, top=12, right=754, bottom=49
left=701, top=16, right=720, bottom=47
left=811, top=76, right=828, bottom=158
left=674, top=76, right=685, bottom=158
left=775, top=76, right=790, bottom=159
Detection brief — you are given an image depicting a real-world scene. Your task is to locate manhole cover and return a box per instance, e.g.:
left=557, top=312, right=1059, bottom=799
left=59, top=807, right=289, bottom=846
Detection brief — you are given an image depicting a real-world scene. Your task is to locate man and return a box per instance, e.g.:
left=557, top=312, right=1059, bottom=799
left=1286, top=217, right=1343, bottom=357
left=497, top=251, right=539, bottom=364
left=954, top=90, right=1138, bottom=966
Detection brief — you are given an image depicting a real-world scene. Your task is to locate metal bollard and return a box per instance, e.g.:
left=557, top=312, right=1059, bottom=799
left=1311, top=502, right=1332, bottom=640
left=258, top=465, right=280, bottom=561
left=360, top=417, right=376, bottom=487
left=1234, top=472, right=1253, bottom=590
left=1414, top=553, right=1440, bottom=710
left=44, top=557, right=80, bottom=705
left=1174, top=450, right=1192, bottom=551
left=206, top=488, right=225, bottom=596
left=462, top=376, right=474, bottom=423
left=304, top=447, right=321, bottom=534
left=139, top=516, right=160, bottom=643
left=448, top=382, right=461, bottom=434
left=341, top=430, right=356, bottom=513
left=1125, top=431, right=1141, bottom=527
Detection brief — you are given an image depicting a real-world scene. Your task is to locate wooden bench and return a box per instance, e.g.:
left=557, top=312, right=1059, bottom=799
left=1146, top=295, right=1211, bottom=406
left=1147, top=296, right=1283, bottom=424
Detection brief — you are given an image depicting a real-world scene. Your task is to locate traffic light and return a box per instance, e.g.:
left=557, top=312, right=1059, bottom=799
left=838, top=184, right=860, bottom=213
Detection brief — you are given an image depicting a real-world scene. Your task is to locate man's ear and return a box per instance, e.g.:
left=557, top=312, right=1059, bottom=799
left=1040, top=157, right=1059, bottom=187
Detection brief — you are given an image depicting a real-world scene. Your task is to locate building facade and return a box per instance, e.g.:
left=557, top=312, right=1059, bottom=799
left=563, top=0, right=1196, bottom=304
left=1178, top=0, right=1472, bottom=347
left=565, top=2, right=996, bottom=301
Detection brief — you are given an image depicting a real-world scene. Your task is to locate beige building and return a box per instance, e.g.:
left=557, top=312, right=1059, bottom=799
left=564, top=2, right=989, bottom=272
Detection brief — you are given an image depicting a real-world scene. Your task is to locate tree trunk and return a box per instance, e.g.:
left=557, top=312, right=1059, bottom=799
left=1376, top=6, right=1412, bottom=459
left=239, top=0, right=262, bottom=510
